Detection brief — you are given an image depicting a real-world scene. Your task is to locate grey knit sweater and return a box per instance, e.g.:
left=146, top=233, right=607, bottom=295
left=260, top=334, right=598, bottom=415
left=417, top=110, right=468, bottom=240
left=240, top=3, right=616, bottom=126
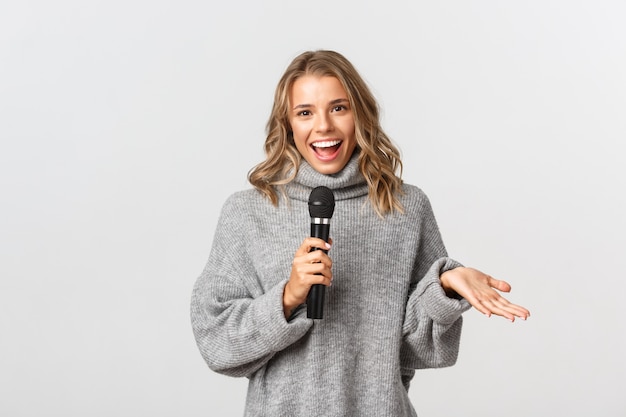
left=191, top=154, right=471, bottom=416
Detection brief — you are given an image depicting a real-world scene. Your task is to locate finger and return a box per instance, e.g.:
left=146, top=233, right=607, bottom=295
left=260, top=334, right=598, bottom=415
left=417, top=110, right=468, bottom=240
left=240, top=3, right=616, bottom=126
left=292, top=258, right=332, bottom=279
left=307, top=237, right=331, bottom=251
left=294, top=269, right=332, bottom=288
left=299, top=262, right=332, bottom=278
left=485, top=298, right=532, bottom=321
left=488, top=277, right=511, bottom=293
left=297, top=237, right=331, bottom=256
left=285, top=272, right=332, bottom=305
left=464, top=294, right=494, bottom=318
left=501, top=303, right=530, bottom=319
left=493, top=296, right=531, bottom=319
left=480, top=299, right=516, bottom=321
left=468, top=292, right=516, bottom=320
left=297, top=250, right=332, bottom=268
left=308, top=273, right=333, bottom=287
left=505, top=304, right=531, bottom=319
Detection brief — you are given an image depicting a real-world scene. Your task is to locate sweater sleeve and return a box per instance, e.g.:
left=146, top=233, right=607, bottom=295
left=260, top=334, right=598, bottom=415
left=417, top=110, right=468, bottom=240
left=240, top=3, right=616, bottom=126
left=190, top=195, right=313, bottom=378
left=399, top=192, right=471, bottom=372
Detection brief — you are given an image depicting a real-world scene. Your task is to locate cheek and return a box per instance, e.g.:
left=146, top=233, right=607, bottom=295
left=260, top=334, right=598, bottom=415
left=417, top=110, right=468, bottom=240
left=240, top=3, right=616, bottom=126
left=290, top=125, right=308, bottom=152
left=291, top=121, right=310, bottom=141
left=342, top=119, right=356, bottom=143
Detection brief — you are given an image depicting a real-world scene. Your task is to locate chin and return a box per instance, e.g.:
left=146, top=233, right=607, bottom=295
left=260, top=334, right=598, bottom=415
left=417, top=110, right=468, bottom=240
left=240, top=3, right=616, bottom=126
left=310, top=160, right=348, bottom=175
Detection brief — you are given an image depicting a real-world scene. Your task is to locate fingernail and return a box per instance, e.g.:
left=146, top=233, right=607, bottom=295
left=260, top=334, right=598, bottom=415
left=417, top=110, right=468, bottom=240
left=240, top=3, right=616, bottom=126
left=325, top=243, right=331, bottom=249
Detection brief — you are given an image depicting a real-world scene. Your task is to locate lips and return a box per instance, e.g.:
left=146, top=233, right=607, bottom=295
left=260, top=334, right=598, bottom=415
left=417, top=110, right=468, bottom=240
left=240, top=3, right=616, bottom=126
left=311, top=139, right=342, bottom=160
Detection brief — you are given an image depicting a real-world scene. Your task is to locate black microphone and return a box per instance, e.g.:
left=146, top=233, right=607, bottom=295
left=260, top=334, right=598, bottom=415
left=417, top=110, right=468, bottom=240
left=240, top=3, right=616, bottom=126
left=307, top=186, right=335, bottom=319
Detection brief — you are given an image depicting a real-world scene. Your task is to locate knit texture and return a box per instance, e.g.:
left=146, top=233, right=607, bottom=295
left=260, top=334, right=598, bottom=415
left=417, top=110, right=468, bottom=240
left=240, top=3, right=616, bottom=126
left=191, top=154, right=471, bottom=416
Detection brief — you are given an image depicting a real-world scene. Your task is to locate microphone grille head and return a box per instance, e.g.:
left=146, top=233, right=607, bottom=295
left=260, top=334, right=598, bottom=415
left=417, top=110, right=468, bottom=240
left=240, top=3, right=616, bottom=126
left=308, top=186, right=335, bottom=218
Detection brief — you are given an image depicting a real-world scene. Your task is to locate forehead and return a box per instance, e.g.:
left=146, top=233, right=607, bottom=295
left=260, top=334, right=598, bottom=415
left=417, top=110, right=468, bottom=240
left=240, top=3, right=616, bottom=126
left=289, top=75, right=348, bottom=102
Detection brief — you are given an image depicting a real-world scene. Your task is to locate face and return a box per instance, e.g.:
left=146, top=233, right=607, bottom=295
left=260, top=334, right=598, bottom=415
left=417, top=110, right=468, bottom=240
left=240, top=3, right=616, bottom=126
left=288, top=75, right=357, bottom=175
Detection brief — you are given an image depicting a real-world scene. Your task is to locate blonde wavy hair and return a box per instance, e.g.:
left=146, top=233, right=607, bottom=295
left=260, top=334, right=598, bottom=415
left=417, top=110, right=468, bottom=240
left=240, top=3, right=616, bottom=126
left=248, top=50, right=404, bottom=217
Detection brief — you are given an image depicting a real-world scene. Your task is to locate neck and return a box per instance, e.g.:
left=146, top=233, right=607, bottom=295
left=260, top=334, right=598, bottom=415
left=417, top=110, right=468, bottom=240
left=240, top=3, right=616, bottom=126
left=285, top=152, right=368, bottom=202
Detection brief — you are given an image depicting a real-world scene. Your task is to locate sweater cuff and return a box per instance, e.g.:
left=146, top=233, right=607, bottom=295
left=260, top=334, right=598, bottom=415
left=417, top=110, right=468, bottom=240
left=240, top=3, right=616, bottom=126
left=414, top=257, right=471, bottom=324
left=256, top=279, right=313, bottom=352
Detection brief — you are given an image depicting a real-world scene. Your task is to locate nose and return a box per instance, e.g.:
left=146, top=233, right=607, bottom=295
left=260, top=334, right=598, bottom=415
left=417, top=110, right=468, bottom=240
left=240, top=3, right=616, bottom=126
left=315, top=113, right=334, bottom=133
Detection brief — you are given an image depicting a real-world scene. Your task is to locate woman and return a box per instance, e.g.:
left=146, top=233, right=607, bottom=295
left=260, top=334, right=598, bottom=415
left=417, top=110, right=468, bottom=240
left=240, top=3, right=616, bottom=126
left=191, top=50, right=529, bottom=417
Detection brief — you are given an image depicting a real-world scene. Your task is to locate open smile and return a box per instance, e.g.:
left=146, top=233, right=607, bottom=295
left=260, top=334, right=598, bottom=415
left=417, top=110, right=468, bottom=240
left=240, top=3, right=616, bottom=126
left=311, top=140, right=343, bottom=161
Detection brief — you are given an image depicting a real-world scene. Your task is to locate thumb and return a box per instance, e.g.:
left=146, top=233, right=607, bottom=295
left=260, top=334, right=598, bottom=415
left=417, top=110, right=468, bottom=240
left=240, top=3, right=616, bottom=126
left=490, top=278, right=512, bottom=293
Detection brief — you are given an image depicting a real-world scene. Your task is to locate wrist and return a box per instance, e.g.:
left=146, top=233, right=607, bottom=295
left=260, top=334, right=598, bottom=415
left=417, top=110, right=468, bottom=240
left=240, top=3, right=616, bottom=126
left=440, top=267, right=462, bottom=298
left=282, top=283, right=302, bottom=318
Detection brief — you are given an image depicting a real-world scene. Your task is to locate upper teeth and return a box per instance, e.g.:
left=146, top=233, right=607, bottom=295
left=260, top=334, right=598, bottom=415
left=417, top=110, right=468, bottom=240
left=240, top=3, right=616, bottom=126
left=313, top=140, right=341, bottom=148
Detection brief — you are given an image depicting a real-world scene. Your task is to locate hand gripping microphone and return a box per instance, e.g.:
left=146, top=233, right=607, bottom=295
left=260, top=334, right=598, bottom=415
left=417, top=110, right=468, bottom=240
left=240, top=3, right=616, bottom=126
left=307, top=186, right=335, bottom=319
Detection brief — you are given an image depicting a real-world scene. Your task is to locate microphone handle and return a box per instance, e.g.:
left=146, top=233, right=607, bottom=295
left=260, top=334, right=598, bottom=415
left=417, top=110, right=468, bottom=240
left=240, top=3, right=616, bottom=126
left=307, top=221, right=330, bottom=319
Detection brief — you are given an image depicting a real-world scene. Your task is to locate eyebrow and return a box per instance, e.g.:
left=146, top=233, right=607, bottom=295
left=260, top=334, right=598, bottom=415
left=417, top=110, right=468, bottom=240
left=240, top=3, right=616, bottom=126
left=292, top=98, right=349, bottom=110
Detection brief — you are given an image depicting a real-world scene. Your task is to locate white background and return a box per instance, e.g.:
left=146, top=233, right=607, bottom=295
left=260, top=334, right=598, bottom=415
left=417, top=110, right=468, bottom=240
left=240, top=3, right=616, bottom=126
left=1, top=1, right=624, bottom=416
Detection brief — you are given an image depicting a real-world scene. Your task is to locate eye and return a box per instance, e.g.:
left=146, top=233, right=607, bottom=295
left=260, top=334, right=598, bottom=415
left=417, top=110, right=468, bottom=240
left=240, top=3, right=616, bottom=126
left=331, top=105, right=347, bottom=112
left=296, top=110, right=311, bottom=117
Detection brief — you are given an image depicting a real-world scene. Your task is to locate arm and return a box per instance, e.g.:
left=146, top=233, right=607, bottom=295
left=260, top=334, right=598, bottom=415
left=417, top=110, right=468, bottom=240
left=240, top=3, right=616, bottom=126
left=400, top=191, right=530, bottom=372
left=401, top=257, right=471, bottom=369
left=400, top=192, right=470, bottom=370
left=190, top=196, right=312, bottom=378
left=440, top=267, right=530, bottom=321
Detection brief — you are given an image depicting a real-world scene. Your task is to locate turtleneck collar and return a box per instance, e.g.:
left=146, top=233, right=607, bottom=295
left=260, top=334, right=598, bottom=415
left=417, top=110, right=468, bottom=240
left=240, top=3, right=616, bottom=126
left=284, top=152, right=369, bottom=203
